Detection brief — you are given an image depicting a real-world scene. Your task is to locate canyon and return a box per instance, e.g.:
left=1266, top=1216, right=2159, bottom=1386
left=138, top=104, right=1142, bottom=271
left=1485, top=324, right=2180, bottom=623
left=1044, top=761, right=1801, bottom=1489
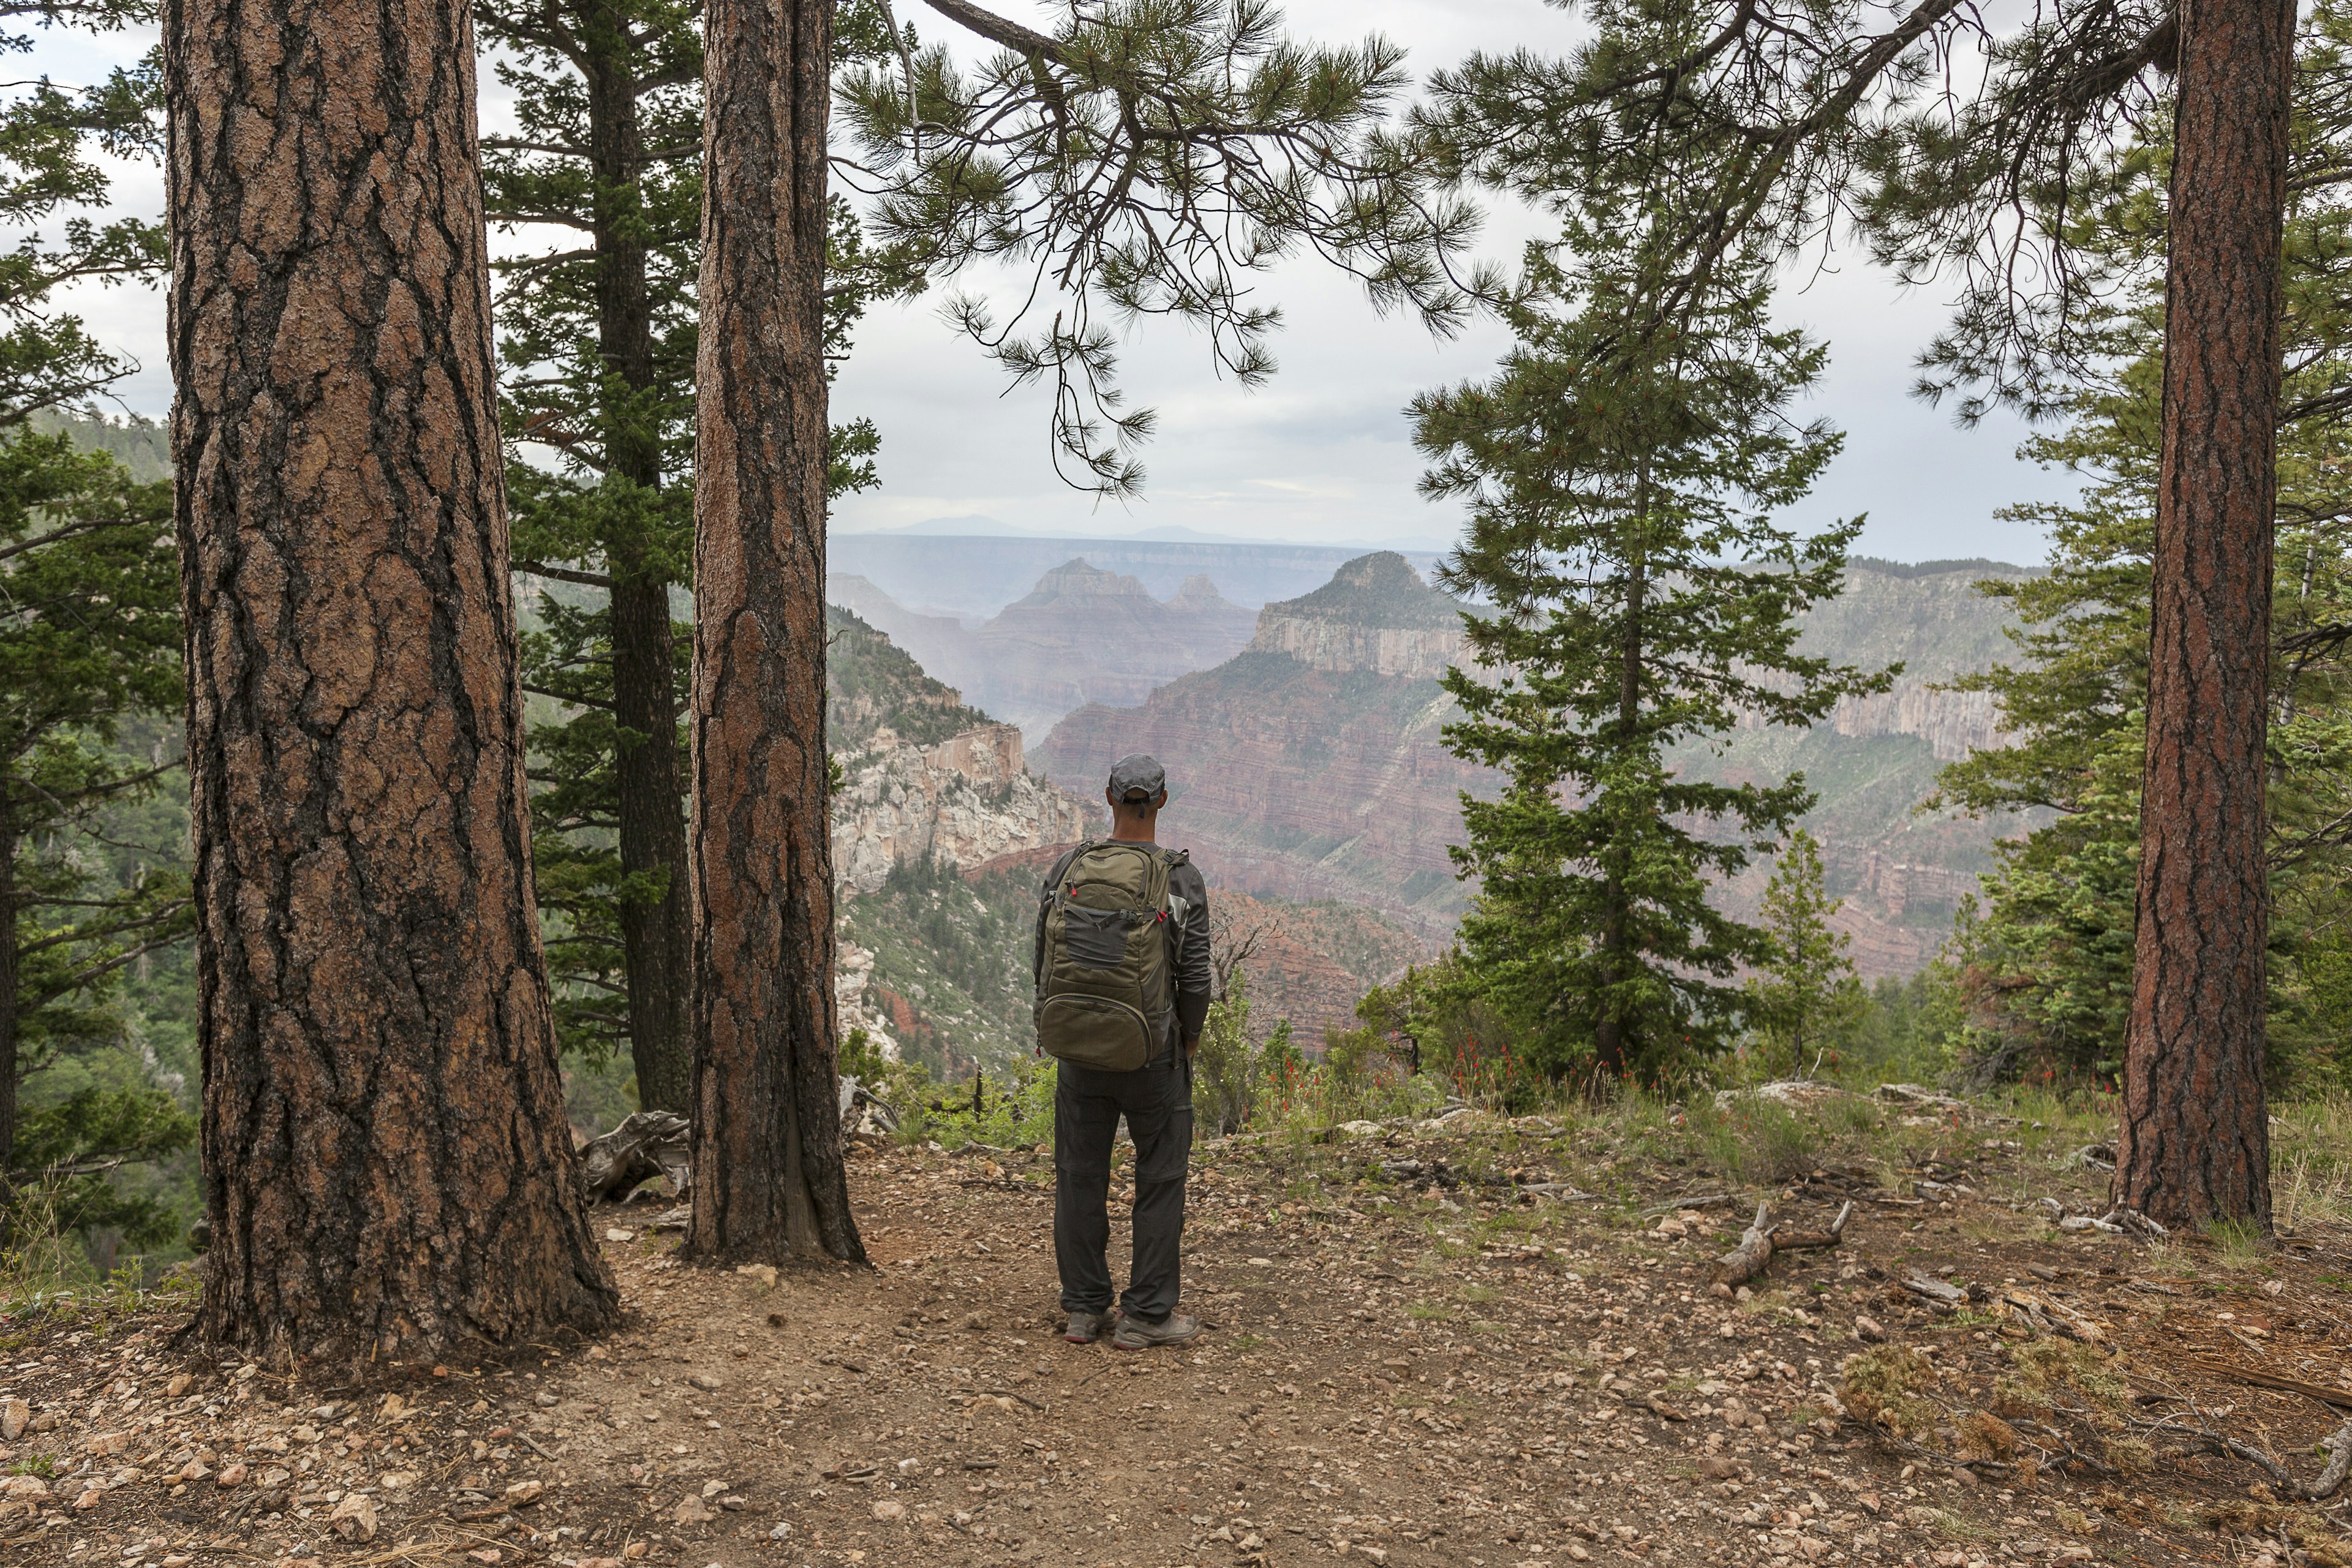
left=824, top=601, right=1425, bottom=1069
left=831, top=560, right=1257, bottom=733
left=1036, top=551, right=2039, bottom=976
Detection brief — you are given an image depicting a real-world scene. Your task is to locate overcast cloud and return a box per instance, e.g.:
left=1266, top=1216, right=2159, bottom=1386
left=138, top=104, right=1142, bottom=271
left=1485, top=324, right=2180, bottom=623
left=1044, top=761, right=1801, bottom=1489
left=38, top=0, right=2081, bottom=566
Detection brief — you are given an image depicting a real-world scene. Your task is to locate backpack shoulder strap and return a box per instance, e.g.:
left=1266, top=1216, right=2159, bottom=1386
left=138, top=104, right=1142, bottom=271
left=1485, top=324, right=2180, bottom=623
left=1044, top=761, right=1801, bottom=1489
left=1042, top=840, right=1093, bottom=894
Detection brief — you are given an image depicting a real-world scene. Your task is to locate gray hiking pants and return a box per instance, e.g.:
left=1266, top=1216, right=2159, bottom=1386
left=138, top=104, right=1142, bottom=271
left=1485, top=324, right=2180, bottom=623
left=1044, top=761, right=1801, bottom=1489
left=1054, top=1049, right=1193, bottom=1322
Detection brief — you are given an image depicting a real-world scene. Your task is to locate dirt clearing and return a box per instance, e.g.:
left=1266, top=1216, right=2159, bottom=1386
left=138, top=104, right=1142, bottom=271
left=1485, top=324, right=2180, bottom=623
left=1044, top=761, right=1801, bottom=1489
left=6, top=1094, right=2351, bottom=1567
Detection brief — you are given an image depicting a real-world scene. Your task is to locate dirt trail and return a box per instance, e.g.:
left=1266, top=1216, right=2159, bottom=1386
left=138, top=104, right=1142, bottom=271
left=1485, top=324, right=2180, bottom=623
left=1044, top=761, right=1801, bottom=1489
left=2, top=1112, right=2347, bottom=1568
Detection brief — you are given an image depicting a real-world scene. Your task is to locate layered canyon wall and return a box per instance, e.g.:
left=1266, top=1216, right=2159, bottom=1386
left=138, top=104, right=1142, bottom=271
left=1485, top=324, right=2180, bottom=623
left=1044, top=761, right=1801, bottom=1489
left=1040, top=553, right=2037, bottom=974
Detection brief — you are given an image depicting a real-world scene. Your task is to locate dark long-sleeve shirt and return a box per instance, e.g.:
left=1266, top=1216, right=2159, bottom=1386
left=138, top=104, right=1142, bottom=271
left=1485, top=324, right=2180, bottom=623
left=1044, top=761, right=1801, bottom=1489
left=1036, top=841, right=1213, bottom=1047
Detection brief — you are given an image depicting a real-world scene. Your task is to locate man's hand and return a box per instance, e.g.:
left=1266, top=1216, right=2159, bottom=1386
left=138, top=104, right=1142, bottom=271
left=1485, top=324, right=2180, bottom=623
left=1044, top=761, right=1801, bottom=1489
left=1183, top=1035, right=1199, bottom=1060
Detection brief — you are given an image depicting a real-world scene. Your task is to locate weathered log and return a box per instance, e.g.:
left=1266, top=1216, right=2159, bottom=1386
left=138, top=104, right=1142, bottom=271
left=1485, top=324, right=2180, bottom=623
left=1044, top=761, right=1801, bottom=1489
left=1710, top=1199, right=1853, bottom=1290
left=1711, top=1202, right=1776, bottom=1289
left=580, top=1111, right=692, bottom=1202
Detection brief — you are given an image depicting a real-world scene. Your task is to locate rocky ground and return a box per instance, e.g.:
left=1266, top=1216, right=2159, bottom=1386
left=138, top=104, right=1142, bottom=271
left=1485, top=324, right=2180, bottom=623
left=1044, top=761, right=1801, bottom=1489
left=4, top=1092, right=2351, bottom=1568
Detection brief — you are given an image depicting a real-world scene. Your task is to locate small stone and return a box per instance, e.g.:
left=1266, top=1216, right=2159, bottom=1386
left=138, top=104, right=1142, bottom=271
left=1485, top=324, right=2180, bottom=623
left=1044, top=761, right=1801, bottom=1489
left=699, top=1479, right=728, bottom=1498
left=0, top=1399, right=27, bottom=1442
left=605, top=1227, right=636, bottom=1243
left=164, top=1374, right=194, bottom=1399
left=467, top=1550, right=502, bottom=1566
left=216, top=1463, right=247, bottom=1489
left=1566, top=1548, right=1593, bottom=1563
left=673, top=1494, right=713, bottom=1525
left=505, top=1479, right=545, bottom=1507
left=1854, top=1315, right=1888, bottom=1343
left=535, top=1391, right=559, bottom=1407
left=328, top=1491, right=379, bottom=1542
left=1697, top=1456, right=1744, bottom=1480
left=872, top=1499, right=905, bottom=1520
left=71, top=1487, right=104, bottom=1512
left=688, top=1373, right=723, bottom=1391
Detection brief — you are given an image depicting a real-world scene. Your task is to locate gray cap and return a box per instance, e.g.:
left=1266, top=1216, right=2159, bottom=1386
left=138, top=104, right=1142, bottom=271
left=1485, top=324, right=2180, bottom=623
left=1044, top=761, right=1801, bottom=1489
left=1107, top=753, right=1166, bottom=802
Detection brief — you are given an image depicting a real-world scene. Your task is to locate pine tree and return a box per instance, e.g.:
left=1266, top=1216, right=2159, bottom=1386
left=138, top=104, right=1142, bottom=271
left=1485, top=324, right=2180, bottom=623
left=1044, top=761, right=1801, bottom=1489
left=1744, top=830, right=1865, bottom=1080
left=479, top=0, right=914, bottom=1111
left=688, top=0, right=1474, bottom=1261
left=1924, top=22, right=2352, bottom=1101
left=0, top=4, right=194, bottom=1223
left=168, top=0, right=618, bottom=1359
left=1415, top=208, right=1887, bottom=1088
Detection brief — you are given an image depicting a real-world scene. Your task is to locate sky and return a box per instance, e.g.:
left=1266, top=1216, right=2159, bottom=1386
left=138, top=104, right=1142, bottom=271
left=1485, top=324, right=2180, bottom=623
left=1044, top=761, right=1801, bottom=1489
left=34, top=0, right=2081, bottom=566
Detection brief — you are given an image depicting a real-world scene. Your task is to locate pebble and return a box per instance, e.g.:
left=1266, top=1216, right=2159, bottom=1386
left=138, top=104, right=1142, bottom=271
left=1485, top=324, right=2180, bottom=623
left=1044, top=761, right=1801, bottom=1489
left=328, top=1491, right=379, bottom=1541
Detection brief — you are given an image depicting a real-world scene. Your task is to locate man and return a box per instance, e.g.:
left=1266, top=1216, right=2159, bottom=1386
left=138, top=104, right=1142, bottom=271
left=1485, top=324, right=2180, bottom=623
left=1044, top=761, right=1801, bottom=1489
left=1033, top=753, right=1213, bottom=1349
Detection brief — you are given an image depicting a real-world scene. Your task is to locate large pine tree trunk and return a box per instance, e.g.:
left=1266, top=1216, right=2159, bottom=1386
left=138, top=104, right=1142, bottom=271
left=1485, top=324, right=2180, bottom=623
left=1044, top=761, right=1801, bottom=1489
left=168, top=0, right=620, bottom=1360
left=587, top=29, right=695, bottom=1114
left=2114, top=0, right=2295, bottom=1231
left=686, top=0, right=864, bottom=1262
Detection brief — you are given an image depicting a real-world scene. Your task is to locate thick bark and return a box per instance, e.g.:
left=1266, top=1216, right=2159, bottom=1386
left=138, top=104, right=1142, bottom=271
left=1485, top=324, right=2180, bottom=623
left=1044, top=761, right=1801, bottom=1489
left=168, top=0, right=619, bottom=1360
left=2114, top=0, right=2294, bottom=1231
left=687, top=0, right=863, bottom=1263
left=586, top=26, right=694, bottom=1114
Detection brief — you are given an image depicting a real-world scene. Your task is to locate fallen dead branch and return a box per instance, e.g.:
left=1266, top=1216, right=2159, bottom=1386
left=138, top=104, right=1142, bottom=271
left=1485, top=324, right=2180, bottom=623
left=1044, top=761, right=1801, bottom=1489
left=2188, top=1356, right=2352, bottom=1413
left=1709, top=1200, right=1852, bottom=1291
left=2037, top=1197, right=2169, bottom=1237
left=2142, top=1413, right=2352, bottom=1500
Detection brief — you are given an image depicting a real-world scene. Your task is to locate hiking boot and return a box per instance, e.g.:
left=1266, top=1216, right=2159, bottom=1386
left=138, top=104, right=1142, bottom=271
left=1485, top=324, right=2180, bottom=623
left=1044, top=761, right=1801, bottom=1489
left=1063, top=1309, right=1115, bottom=1344
left=1111, top=1310, right=1201, bottom=1351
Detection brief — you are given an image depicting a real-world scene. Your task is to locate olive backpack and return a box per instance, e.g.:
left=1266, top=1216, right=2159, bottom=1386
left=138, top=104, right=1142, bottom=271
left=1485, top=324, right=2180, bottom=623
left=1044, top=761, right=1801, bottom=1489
left=1033, top=839, right=1192, bottom=1071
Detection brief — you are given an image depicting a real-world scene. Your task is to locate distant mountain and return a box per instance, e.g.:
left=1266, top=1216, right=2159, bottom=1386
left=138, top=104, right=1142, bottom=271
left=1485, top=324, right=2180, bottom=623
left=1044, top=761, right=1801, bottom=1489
left=828, top=559, right=1259, bottom=733
left=1036, top=551, right=2040, bottom=974
left=831, top=532, right=1447, bottom=617
left=1033, top=552, right=1494, bottom=935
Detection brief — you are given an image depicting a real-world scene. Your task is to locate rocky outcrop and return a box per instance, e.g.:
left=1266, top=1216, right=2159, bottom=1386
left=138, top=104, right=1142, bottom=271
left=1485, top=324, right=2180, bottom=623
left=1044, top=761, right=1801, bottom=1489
left=835, top=937, right=903, bottom=1061
left=831, top=722, right=1093, bottom=894
left=1245, top=551, right=1469, bottom=680
left=1827, top=679, right=2012, bottom=762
